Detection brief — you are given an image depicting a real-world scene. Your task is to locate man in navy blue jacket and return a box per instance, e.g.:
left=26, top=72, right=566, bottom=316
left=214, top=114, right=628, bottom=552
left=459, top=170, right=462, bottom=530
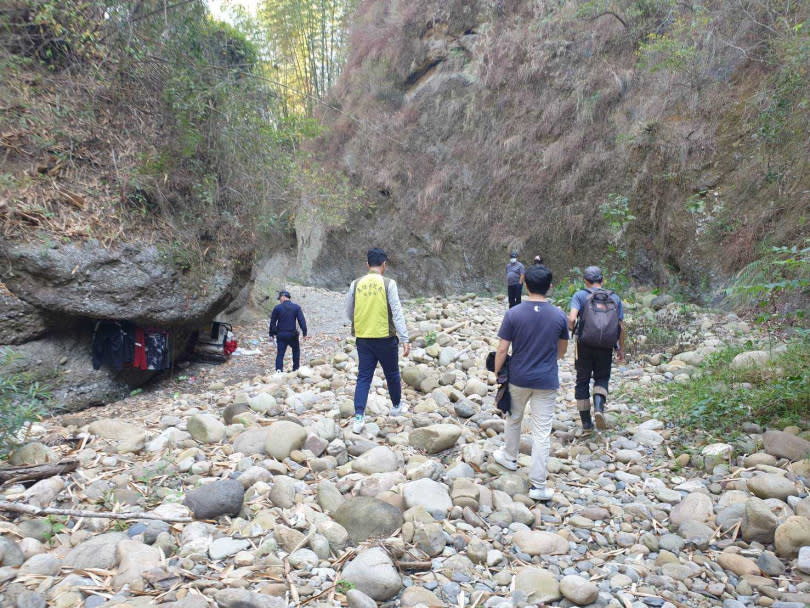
left=269, top=290, right=308, bottom=372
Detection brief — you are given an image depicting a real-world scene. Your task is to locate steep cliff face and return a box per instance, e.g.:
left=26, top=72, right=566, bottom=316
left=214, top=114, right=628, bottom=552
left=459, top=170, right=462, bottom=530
left=308, top=0, right=809, bottom=295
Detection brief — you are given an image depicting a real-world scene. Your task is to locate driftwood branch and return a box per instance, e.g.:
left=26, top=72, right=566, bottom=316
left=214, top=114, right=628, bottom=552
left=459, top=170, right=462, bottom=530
left=0, top=459, right=79, bottom=485
left=444, top=321, right=469, bottom=334
left=0, top=501, right=192, bottom=523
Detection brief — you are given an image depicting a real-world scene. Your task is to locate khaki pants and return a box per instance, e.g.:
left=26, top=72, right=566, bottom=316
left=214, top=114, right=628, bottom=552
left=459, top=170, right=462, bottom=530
left=504, top=384, right=557, bottom=490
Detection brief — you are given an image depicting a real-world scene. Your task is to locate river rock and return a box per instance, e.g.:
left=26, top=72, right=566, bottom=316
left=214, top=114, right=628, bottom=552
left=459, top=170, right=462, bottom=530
left=188, top=414, right=226, bottom=443
left=414, top=522, right=446, bottom=556
left=742, top=497, right=779, bottom=544
left=559, top=574, right=599, bottom=606
left=747, top=474, right=797, bottom=501
left=341, top=547, right=402, bottom=601
left=514, top=567, right=562, bottom=604
left=214, top=588, right=285, bottom=608
left=701, top=443, right=732, bottom=468
left=8, top=442, right=57, bottom=466
left=265, top=421, right=306, bottom=460
left=333, top=496, right=403, bottom=543
left=223, top=402, right=250, bottom=425
left=63, top=532, right=127, bottom=569
left=798, top=546, right=810, bottom=574
left=232, top=428, right=272, bottom=455
left=87, top=419, right=141, bottom=440
left=402, top=478, right=452, bottom=515
left=346, top=589, right=377, bottom=608
left=730, top=350, right=772, bottom=369
left=183, top=479, right=244, bottom=519
left=24, top=476, right=64, bottom=508
left=19, top=553, right=61, bottom=576
left=763, top=430, right=810, bottom=461
left=0, top=536, right=24, bottom=567
left=353, top=445, right=402, bottom=474
left=268, top=475, right=297, bottom=508
left=409, top=424, right=462, bottom=453
left=513, top=530, right=569, bottom=555
left=774, top=516, right=810, bottom=557
left=112, top=540, right=162, bottom=591
left=670, top=492, right=714, bottom=525
left=718, top=552, right=760, bottom=576
left=400, top=586, right=443, bottom=607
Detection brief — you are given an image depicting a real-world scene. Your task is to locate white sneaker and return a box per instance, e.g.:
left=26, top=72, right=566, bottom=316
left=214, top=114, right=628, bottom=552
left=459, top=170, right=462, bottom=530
left=274, top=369, right=283, bottom=375
left=390, top=403, right=403, bottom=416
left=529, top=486, right=555, bottom=501
left=352, top=415, right=365, bottom=434
left=493, top=448, right=517, bottom=471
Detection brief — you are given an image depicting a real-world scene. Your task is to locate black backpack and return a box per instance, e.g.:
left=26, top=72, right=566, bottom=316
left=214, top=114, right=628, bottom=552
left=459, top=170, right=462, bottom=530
left=577, top=288, right=620, bottom=350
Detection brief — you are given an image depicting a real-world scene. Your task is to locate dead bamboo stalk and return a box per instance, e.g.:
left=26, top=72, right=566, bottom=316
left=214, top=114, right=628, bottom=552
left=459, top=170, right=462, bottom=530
left=0, top=501, right=192, bottom=523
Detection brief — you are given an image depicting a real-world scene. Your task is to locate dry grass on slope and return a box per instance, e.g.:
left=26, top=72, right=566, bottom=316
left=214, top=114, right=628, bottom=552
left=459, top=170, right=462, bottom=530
left=315, top=0, right=809, bottom=292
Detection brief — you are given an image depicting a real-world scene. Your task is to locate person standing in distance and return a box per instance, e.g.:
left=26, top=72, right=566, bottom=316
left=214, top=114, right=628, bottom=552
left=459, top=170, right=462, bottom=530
left=568, top=266, right=626, bottom=431
left=506, top=251, right=525, bottom=308
left=345, top=248, right=410, bottom=434
left=269, top=290, right=308, bottom=373
left=492, top=264, right=569, bottom=501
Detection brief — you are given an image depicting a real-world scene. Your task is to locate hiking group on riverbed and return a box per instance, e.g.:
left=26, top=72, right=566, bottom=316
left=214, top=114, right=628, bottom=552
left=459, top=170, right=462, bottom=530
left=271, top=247, right=626, bottom=502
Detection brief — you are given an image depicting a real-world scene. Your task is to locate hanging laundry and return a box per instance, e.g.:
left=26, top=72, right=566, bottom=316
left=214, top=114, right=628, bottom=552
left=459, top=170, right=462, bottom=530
left=133, top=327, right=148, bottom=370
left=145, top=328, right=170, bottom=370
left=91, top=321, right=135, bottom=371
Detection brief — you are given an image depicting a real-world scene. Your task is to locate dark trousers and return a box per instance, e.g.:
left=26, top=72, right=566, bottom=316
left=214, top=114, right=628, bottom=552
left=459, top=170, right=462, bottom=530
left=354, top=337, right=401, bottom=415
left=508, top=284, right=523, bottom=308
left=276, top=332, right=300, bottom=371
left=574, top=343, right=613, bottom=400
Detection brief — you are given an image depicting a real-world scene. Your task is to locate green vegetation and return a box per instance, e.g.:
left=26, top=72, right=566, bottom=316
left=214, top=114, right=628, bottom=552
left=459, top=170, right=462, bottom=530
left=727, top=241, right=810, bottom=331
left=648, top=339, right=810, bottom=436
left=0, top=349, right=50, bottom=457
left=424, top=330, right=438, bottom=347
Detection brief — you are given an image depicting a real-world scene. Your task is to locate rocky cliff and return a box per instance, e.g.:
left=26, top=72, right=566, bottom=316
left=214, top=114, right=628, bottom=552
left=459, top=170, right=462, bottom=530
left=305, top=0, right=809, bottom=295
left=0, top=2, right=271, bottom=409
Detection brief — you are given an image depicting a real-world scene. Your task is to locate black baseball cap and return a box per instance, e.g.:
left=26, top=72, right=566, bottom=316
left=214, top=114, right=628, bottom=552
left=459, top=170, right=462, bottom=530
left=510, top=251, right=518, bottom=258
left=277, top=290, right=291, bottom=300
left=583, top=266, right=603, bottom=282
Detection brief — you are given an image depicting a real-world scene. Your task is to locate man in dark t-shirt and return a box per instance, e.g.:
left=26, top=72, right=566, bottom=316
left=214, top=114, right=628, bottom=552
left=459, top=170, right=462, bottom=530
left=269, top=290, right=308, bottom=372
left=492, top=264, right=569, bottom=501
left=568, top=266, right=625, bottom=431
left=505, top=251, right=525, bottom=308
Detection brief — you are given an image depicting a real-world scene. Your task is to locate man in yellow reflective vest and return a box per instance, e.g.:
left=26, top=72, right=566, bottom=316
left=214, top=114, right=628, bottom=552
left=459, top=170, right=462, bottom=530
left=345, top=248, right=410, bottom=434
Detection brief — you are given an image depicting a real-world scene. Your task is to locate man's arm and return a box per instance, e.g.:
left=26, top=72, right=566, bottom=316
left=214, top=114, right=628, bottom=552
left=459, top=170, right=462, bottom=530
left=519, top=272, right=525, bottom=286
left=344, top=282, right=355, bottom=323
left=297, top=306, right=308, bottom=337
left=386, top=280, right=409, bottom=344
left=494, top=338, right=510, bottom=376
left=558, top=339, right=568, bottom=359
left=269, top=307, right=279, bottom=336
left=616, top=320, right=626, bottom=362
left=567, top=308, right=579, bottom=332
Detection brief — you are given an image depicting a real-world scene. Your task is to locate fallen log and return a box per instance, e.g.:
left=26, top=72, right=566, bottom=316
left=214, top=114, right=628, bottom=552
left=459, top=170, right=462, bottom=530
left=0, top=459, right=79, bottom=485
left=0, top=501, right=192, bottom=523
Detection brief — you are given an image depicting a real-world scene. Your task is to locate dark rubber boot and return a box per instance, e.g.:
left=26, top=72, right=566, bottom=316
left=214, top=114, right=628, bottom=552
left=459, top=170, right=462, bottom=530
left=593, top=394, right=607, bottom=430
left=579, top=409, right=594, bottom=431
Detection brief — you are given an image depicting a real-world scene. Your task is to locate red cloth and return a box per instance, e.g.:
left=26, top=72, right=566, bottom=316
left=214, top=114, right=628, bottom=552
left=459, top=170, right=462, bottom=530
left=133, top=327, right=148, bottom=370
left=224, top=340, right=238, bottom=356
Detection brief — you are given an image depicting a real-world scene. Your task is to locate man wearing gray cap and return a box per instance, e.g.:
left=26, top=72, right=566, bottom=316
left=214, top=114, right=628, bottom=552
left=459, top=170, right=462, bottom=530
left=568, top=266, right=625, bottom=431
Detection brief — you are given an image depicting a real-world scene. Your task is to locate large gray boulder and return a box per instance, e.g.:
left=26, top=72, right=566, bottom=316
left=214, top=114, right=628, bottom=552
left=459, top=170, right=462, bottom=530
left=333, top=496, right=403, bottom=544
left=0, top=241, right=250, bottom=326
left=341, top=547, right=402, bottom=601
left=409, top=424, right=462, bottom=453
